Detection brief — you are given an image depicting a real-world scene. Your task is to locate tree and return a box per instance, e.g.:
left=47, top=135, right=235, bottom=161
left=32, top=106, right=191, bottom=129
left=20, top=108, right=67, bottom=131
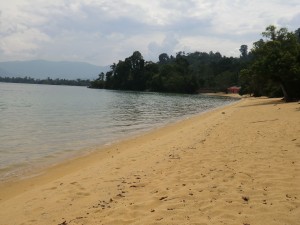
left=295, top=28, right=300, bottom=43
left=247, top=25, right=300, bottom=101
left=239, top=45, right=248, bottom=58
left=158, top=53, right=170, bottom=64
left=215, top=71, right=237, bottom=92
left=239, top=68, right=267, bottom=97
left=98, top=72, right=105, bottom=81
left=125, top=51, right=145, bottom=90
left=144, top=61, right=159, bottom=90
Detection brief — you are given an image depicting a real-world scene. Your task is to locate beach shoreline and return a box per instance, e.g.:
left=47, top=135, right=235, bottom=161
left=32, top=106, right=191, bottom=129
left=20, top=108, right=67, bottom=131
left=0, top=86, right=238, bottom=184
left=0, top=97, right=299, bottom=225
left=200, top=92, right=242, bottom=99
left=0, top=97, right=241, bottom=196
left=0, top=94, right=239, bottom=184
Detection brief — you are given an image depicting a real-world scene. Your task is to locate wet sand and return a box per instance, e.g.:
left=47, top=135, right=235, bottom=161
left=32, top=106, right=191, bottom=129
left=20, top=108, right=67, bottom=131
left=0, top=97, right=299, bottom=225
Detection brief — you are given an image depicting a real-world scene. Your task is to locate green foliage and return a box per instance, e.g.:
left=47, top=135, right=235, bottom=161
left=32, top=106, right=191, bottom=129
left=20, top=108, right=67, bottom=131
left=4, top=25, right=299, bottom=99
left=89, top=72, right=105, bottom=88
left=158, top=53, right=170, bottom=64
left=295, top=28, right=300, bottom=43
left=240, top=25, right=300, bottom=100
left=215, top=71, right=237, bottom=92
left=90, top=50, right=244, bottom=94
left=239, top=45, right=248, bottom=58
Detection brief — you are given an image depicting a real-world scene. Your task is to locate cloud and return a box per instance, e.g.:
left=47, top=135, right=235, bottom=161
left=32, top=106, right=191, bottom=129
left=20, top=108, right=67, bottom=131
left=0, top=0, right=299, bottom=66
left=147, top=33, right=179, bottom=61
left=279, top=13, right=300, bottom=31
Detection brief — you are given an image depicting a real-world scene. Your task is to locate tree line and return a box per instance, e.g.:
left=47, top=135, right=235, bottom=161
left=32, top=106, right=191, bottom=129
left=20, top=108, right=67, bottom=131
left=0, top=76, right=91, bottom=86
left=90, top=50, right=244, bottom=94
left=91, top=25, right=300, bottom=101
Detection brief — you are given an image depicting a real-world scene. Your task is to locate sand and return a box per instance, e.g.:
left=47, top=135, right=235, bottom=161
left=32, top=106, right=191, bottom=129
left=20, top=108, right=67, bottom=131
left=0, top=97, right=299, bottom=225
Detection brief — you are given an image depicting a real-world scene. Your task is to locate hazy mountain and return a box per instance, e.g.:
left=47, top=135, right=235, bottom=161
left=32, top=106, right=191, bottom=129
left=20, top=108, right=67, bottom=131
left=0, top=60, right=109, bottom=80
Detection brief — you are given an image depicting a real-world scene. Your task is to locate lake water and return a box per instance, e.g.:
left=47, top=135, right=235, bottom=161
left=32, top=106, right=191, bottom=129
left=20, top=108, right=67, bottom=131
left=0, top=82, right=238, bottom=180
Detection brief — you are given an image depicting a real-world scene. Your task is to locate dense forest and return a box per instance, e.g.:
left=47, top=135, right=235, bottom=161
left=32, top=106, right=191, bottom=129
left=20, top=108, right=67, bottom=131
left=91, top=25, right=300, bottom=101
left=0, top=76, right=91, bottom=86
left=90, top=50, right=244, bottom=94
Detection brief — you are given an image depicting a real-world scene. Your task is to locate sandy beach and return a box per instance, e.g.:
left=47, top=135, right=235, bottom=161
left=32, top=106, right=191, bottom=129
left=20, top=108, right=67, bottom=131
left=0, top=97, right=299, bottom=225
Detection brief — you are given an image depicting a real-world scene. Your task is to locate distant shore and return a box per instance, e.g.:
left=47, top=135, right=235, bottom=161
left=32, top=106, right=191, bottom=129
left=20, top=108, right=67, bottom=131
left=0, top=97, right=299, bottom=225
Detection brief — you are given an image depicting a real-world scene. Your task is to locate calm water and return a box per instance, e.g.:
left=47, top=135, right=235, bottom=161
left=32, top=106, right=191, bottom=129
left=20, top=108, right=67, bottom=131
left=0, top=82, right=238, bottom=180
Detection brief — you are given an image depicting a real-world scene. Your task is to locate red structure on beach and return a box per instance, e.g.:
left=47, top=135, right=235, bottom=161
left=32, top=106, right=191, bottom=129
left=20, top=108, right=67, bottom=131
left=227, top=86, right=241, bottom=94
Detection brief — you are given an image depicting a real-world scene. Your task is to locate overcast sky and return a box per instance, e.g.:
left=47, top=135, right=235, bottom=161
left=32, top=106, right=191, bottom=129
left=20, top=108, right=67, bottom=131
left=0, top=0, right=299, bottom=66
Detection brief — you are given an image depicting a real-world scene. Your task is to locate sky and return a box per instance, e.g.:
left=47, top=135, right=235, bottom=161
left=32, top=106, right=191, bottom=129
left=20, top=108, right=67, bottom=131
left=0, top=0, right=299, bottom=66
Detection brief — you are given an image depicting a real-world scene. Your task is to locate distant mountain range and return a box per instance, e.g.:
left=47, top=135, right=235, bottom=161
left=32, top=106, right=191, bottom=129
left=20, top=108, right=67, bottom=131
left=0, top=60, right=110, bottom=80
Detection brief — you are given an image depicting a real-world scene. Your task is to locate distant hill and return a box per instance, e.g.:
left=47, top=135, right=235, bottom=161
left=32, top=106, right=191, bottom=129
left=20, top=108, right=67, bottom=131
left=0, top=60, right=109, bottom=80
